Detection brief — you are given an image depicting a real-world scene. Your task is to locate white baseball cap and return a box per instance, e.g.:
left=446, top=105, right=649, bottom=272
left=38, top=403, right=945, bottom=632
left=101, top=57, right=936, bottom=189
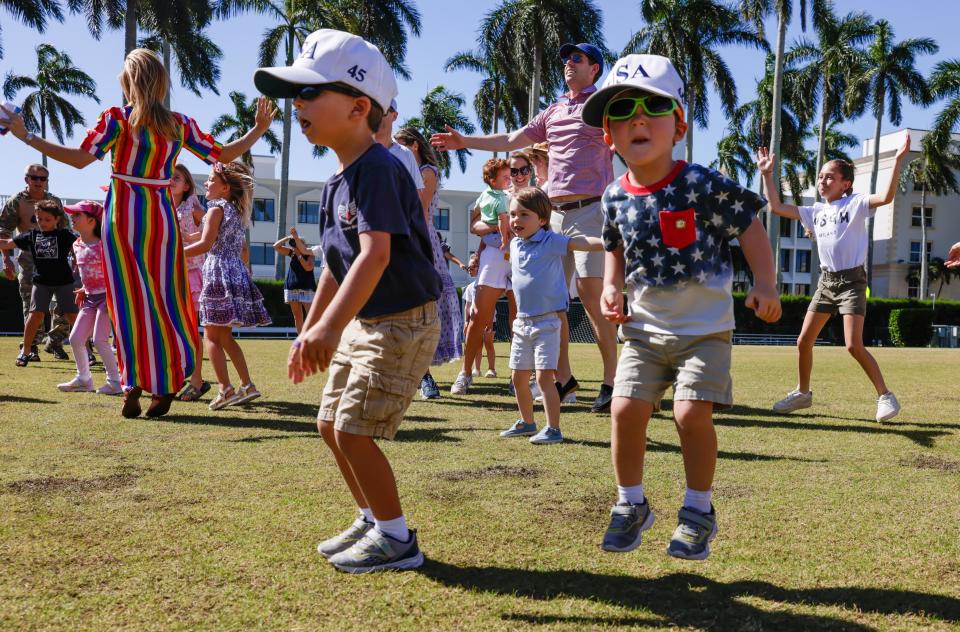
left=254, top=29, right=398, bottom=113
left=582, top=54, right=685, bottom=128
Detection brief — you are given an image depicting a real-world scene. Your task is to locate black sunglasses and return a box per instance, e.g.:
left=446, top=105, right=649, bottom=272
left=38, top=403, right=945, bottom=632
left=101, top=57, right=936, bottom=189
left=511, top=166, right=531, bottom=177
left=563, top=52, right=587, bottom=64
left=295, top=83, right=366, bottom=101
left=27, top=174, right=48, bottom=182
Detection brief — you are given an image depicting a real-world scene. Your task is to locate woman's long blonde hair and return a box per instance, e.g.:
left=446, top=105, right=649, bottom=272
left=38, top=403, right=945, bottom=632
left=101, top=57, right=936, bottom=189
left=119, top=48, right=179, bottom=140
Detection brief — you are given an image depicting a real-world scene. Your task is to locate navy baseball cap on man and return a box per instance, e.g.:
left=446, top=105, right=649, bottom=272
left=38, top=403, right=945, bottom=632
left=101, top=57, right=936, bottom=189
left=559, top=42, right=604, bottom=74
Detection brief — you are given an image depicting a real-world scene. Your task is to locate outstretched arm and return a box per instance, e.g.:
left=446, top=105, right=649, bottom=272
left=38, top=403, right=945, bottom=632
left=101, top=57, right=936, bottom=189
left=756, top=147, right=800, bottom=220
left=946, top=242, right=960, bottom=269
left=2, top=105, right=97, bottom=169
left=431, top=124, right=532, bottom=153
left=219, top=97, right=277, bottom=164
left=869, top=132, right=910, bottom=209
left=568, top=235, right=603, bottom=252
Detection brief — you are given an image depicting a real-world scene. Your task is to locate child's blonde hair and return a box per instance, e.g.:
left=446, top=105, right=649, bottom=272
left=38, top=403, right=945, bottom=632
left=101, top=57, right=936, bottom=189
left=213, top=161, right=255, bottom=227
left=512, top=186, right=552, bottom=230
left=119, top=48, right=179, bottom=140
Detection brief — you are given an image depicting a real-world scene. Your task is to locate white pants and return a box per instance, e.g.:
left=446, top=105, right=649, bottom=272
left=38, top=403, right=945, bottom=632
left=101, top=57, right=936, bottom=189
left=69, top=293, right=120, bottom=382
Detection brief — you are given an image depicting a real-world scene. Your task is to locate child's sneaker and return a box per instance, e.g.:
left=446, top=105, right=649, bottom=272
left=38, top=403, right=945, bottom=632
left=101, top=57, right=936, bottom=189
left=601, top=501, right=655, bottom=552
left=666, top=506, right=718, bottom=560
left=471, top=368, right=480, bottom=377
left=58, top=376, right=94, bottom=392
left=317, top=512, right=373, bottom=559
left=876, top=391, right=901, bottom=422
left=450, top=372, right=471, bottom=395
left=96, top=380, right=124, bottom=396
left=328, top=528, right=424, bottom=573
left=484, top=369, right=497, bottom=378
left=529, top=426, right=563, bottom=444
left=209, top=386, right=238, bottom=411
left=500, top=419, right=537, bottom=437
left=233, top=382, right=261, bottom=405
left=773, top=388, right=812, bottom=413
left=420, top=374, right=440, bottom=400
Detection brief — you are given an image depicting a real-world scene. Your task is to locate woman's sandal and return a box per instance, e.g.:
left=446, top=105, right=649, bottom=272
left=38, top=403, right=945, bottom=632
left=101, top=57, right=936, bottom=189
left=15, top=354, right=29, bottom=367
left=121, top=386, right=143, bottom=419
left=178, top=381, right=206, bottom=402
left=146, top=393, right=176, bottom=418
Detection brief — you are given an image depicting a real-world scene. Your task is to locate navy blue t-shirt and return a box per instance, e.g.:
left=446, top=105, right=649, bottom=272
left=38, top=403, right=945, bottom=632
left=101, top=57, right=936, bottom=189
left=319, top=143, right=441, bottom=319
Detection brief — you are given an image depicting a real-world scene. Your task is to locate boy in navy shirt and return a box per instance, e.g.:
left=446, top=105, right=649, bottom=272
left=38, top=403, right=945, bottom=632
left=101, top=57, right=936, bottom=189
left=255, top=29, right=441, bottom=573
left=582, top=54, right=781, bottom=560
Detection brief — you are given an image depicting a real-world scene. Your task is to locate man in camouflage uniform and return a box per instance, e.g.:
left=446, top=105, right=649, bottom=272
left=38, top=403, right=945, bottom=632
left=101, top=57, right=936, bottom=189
left=1, top=163, right=71, bottom=360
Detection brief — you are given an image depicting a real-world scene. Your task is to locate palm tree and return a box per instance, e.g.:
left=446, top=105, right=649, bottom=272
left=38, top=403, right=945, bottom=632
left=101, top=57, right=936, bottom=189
left=401, top=86, right=476, bottom=179
left=847, top=19, right=937, bottom=288
left=711, top=125, right=756, bottom=185
left=211, top=91, right=281, bottom=166
left=0, top=0, right=69, bottom=59
left=927, top=60, right=960, bottom=166
left=480, top=0, right=607, bottom=120
left=625, top=0, right=766, bottom=163
left=3, top=43, right=99, bottom=168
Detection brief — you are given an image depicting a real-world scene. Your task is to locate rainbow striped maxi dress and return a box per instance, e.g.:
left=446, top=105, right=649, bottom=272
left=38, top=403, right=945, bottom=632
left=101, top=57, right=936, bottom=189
left=81, top=106, right=222, bottom=395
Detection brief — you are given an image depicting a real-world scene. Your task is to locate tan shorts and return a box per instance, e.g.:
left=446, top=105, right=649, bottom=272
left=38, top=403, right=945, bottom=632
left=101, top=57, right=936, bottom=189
left=809, top=266, right=867, bottom=316
left=613, top=330, right=733, bottom=411
left=550, top=199, right=605, bottom=281
left=318, top=302, right=440, bottom=439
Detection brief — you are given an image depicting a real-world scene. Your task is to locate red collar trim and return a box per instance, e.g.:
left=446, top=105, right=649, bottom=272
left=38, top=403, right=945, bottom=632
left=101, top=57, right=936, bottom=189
left=619, top=161, right=687, bottom=195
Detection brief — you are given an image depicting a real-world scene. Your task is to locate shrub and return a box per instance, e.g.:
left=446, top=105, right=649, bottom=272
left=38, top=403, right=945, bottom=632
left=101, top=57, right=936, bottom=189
left=888, top=309, right=934, bottom=347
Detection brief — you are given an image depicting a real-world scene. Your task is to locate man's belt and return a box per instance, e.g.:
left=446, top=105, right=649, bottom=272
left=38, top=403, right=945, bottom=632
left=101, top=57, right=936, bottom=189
left=551, top=196, right=602, bottom=212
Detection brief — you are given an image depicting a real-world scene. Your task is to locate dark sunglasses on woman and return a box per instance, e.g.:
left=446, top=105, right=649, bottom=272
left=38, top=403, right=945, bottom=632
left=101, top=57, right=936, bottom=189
left=510, top=166, right=531, bottom=177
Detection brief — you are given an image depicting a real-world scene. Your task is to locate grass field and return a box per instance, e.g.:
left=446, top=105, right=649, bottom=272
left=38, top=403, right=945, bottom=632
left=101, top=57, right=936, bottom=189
left=1, top=337, right=958, bottom=630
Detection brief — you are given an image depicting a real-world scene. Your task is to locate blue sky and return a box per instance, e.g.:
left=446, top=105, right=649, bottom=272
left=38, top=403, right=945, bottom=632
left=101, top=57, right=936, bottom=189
left=0, top=0, right=954, bottom=199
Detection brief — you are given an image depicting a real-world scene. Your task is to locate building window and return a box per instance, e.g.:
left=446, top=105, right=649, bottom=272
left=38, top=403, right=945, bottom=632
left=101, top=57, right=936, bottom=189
left=796, top=221, right=808, bottom=238
left=433, top=207, right=450, bottom=231
left=253, top=198, right=275, bottom=222
left=909, top=241, right=933, bottom=264
left=298, top=201, right=320, bottom=224
left=795, top=250, right=811, bottom=273
left=907, top=279, right=919, bottom=298
left=779, top=248, right=792, bottom=273
left=249, top=242, right=275, bottom=266
left=794, top=283, right=810, bottom=296
left=779, top=218, right=793, bottom=238
left=911, top=206, right=933, bottom=228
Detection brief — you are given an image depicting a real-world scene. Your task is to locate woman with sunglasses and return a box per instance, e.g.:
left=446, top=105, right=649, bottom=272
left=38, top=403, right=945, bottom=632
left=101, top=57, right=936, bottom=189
left=1, top=49, right=275, bottom=418
left=508, top=152, right=535, bottom=194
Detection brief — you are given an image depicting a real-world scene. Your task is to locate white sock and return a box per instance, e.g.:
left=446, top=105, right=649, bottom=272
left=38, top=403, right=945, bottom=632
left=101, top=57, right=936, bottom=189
left=359, top=507, right=374, bottom=523
left=617, top=484, right=645, bottom=505
left=683, top=488, right=713, bottom=513
left=374, top=515, right=409, bottom=541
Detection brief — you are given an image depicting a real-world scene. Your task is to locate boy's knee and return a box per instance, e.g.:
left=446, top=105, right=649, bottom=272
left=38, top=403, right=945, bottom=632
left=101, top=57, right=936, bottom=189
left=317, top=419, right=337, bottom=443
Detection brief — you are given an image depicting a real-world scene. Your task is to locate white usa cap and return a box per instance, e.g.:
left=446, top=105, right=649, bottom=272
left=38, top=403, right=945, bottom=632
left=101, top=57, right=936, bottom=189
left=254, top=29, right=398, bottom=113
left=582, top=54, right=685, bottom=128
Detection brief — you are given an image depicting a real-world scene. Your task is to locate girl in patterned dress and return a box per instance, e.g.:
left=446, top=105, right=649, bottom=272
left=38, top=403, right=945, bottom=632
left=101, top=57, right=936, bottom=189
left=0, top=48, right=275, bottom=418
left=184, top=161, right=271, bottom=411
left=395, top=127, right=463, bottom=399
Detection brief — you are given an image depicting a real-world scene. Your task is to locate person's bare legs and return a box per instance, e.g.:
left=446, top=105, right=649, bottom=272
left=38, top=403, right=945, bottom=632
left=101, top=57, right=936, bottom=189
left=796, top=311, right=831, bottom=392
left=218, top=327, right=252, bottom=386
left=556, top=311, right=572, bottom=384
left=513, top=369, right=534, bottom=423
left=21, top=311, right=45, bottom=358
left=483, top=328, right=496, bottom=372
left=536, top=369, right=560, bottom=429
left=334, top=431, right=403, bottom=521
left=205, top=326, right=232, bottom=389
left=673, top=400, right=716, bottom=492
left=291, top=301, right=305, bottom=334
left=577, top=276, right=618, bottom=386
left=460, top=286, right=501, bottom=376
left=611, top=396, right=654, bottom=486
left=318, top=420, right=368, bottom=508
left=842, top=314, right=889, bottom=395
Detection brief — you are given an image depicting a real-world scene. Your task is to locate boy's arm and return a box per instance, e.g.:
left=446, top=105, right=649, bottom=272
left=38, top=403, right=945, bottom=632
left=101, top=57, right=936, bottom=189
left=756, top=148, right=801, bottom=220
left=600, top=246, right=630, bottom=323
left=869, top=132, right=911, bottom=209
left=497, top=212, right=511, bottom=249
left=737, top=217, right=782, bottom=323
left=568, top=235, right=603, bottom=252
left=288, top=265, right=339, bottom=383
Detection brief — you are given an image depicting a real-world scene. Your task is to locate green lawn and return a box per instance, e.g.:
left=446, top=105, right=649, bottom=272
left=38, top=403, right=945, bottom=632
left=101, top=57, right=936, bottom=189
left=1, top=338, right=958, bottom=630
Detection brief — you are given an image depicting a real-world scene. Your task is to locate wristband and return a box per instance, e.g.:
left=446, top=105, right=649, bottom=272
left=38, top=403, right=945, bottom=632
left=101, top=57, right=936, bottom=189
left=291, top=340, right=303, bottom=349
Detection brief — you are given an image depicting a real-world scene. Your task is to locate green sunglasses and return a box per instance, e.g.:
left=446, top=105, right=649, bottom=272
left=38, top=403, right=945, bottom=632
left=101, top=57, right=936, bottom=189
left=605, top=94, right=678, bottom=121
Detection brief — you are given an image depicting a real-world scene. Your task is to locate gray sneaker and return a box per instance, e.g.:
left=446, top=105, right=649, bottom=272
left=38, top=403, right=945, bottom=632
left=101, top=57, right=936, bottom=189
left=57, top=376, right=94, bottom=392
left=500, top=420, right=537, bottom=437
left=529, top=426, right=563, bottom=444
left=328, top=528, right=424, bottom=573
left=601, top=501, right=655, bottom=553
left=666, top=506, right=718, bottom=560
left=773, top=388, right=813, bottom=413
left=317, top=512, right=373, bottom=559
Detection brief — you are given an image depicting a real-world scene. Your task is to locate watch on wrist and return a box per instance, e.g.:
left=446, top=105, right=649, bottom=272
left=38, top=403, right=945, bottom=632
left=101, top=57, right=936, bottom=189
left=24, top=131, right=35, bottom=143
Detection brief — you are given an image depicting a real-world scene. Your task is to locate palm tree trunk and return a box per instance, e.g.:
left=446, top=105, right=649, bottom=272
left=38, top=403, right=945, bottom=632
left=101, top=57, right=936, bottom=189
left=685, top=88, right=694, bottom=163
left=124, top=0, right=138, bottom=55
left=492, top=80, right=500, bottom=159
left=528, top=45, right=541, bottom=121
left=768, top=15, right=787, bottom=284
left=866, top=86, right=885, bottom=290
left=275, top=28, right=294, bottom=281
left=810, top=82, right=830, bottom=290
left=40, top=107, right=48, bottom=169
left=162, top=41, right=172, bottom=109
left=920, top=182, right=928, bottom=299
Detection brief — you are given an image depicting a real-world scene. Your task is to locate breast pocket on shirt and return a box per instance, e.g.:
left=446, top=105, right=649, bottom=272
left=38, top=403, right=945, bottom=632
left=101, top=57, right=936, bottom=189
left=659, top=208, right=697, bottom=250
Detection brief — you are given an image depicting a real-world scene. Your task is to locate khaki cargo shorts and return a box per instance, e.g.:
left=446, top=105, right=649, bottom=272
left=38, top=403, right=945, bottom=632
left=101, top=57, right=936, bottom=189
left=318, top=302, right=440, bottom=439
left=809, top=265, right=867, bottom=316
left=550, top=199, right=605, bottom=281
left=613, top=329, right=733, bottom=411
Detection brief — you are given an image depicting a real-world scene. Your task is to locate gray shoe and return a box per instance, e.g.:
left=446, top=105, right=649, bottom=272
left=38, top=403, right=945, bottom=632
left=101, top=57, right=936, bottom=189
left=773, top=388, right=812, bottom=413
left=601, top=501, right=655, bottom=552
left=667, top=506, right=718, bottom=560
left=328, top=528, right=424, bottom=574
left=500, top=420, right=537, bottom=437
left=317, top=512, right=373, bottom=559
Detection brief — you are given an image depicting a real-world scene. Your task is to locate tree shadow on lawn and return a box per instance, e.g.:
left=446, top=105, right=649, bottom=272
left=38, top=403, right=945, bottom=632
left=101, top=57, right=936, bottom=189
left=420, top=563, right=960, bottom=630
left=3, top=395, right=57, bottom=405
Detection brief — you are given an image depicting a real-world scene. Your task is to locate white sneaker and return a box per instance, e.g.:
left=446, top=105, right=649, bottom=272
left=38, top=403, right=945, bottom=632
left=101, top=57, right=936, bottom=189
left=773, top=388, right=812, bottom=413
left=562, top=391, right=577, bottom=404
left=876, top=392, right=900, bottom=422
left=450, top=372, right=471, bottom=395
left=484, top=369, right=497, bottom=378
left=471, top=369, right=480, bottom=377
left=58, top=376, right=94, bottom=392
left=96, top=380, right=124, bottom=396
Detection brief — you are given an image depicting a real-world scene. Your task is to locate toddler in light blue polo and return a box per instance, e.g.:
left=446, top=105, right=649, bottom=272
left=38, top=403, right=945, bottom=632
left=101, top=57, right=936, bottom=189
left=501, top=187, right=602, bottom=444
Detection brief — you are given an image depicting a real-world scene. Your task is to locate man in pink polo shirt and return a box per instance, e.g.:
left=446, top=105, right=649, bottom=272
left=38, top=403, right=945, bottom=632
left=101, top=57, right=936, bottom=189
left=432, top=42, right=617, bottom=413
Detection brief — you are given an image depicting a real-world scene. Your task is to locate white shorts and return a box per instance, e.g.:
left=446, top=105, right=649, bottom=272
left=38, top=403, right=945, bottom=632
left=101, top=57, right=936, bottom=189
left=477, top=243, right=512, bottom=290
left=509, top=313, right=561, bottom=371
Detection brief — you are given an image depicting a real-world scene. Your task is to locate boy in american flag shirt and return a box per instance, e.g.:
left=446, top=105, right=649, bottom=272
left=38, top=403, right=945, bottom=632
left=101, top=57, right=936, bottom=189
left=582, top=54, right=781, bottom=560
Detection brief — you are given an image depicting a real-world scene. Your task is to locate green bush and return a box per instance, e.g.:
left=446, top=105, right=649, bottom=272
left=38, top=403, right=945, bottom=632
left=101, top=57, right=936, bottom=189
left=888, top=308, right=934, bottom=347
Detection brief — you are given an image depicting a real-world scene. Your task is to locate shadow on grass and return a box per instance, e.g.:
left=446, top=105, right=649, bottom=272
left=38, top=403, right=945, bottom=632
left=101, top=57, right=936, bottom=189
left=157, top=412, right=316, bottom=433
left=394, top=426, right=487, bottom=443
left=229, top=433, right=316, bottom=443
left=420, top=563, right=960, bottom=630
left=3, top=395, right=57, bottom=405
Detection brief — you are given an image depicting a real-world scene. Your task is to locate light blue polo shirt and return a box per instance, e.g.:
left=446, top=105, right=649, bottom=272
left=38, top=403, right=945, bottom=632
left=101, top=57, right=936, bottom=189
left=510, top=228, right=571, bottom=318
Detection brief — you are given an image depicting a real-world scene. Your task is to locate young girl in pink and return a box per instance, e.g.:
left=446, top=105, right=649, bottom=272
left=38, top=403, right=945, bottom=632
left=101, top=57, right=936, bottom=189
left=57, top=201, right=122, bottom=394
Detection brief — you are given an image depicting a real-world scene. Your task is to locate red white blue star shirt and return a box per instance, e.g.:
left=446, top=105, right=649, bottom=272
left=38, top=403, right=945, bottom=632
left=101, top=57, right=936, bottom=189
left=602, top=161, right=765, bottom=335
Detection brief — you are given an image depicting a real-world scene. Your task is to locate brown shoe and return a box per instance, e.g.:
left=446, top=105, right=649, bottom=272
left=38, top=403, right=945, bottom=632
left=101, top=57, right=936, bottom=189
left=122, top=386, right=143, bottom=418
left=146, top=393, right=176, bottom=418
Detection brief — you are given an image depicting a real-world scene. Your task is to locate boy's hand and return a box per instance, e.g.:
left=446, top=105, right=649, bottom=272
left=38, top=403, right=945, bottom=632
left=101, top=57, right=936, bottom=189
left=600, top=285, right=630, bottom=323
left=297, top=321, right=342, bottom=376
left=745, top=283, right=781, bottom=323
left=74, top=288, right=85, bottom=308
left=896, top=132, right=911, bottom=161
left=756, top=147, right=775, bottom=176
left=946, top=242, right=960, bottom=269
